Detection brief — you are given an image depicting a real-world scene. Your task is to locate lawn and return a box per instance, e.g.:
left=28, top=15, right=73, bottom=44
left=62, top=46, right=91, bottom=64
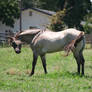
left=0, top=47, right=92, bottom=92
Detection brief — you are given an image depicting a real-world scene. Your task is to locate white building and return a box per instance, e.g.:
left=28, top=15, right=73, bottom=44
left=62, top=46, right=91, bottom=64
left=0, top=8, right=55, bottom=33
left=0, top=8, right=55, bottom=42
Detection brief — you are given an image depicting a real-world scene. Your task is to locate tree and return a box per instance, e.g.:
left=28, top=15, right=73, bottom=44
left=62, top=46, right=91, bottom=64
left=36, top=0, right=65, bottom=11
left=84, top=13, right=92, bottom=24
left=50, top=0, right=92, bottom=31
left=22, top=0, right=42, bottom=8
left=63, top=0, right=91, bottom=29
left=0, top=0, right=20, bottom=27
left=49, top=9, right=67, bottom=31
left=22, top=0, right=65, bottom=11
left=83, top=12, right=92, bottom=33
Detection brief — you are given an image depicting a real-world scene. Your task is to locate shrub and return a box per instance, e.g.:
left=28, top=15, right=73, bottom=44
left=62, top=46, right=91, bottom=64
left=49, top=9, right=67, bottom=31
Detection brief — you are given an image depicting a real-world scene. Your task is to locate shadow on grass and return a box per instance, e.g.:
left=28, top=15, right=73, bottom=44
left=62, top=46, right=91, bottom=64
left=33, top=71, right=81, bottom=79
left=86, top=65, right=92, bottom=69
left=61, top=71, right=92, bottom=79
left=33, top=71, right=92, bottom=80
left=5, top=68, right=92, bottom=80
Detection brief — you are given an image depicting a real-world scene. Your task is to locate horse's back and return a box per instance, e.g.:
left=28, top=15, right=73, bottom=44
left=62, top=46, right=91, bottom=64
left=32, top=28, right=85, bottom=54
left=34, top=28, right=82, bottom=45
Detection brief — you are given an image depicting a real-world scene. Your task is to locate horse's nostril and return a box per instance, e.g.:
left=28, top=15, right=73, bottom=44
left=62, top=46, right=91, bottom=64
left=16, top=50, right=21, bottom=54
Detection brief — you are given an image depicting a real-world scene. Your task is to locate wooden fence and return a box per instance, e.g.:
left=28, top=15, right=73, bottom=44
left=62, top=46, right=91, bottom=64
left=85, top=33, right=92, bottom=48
left=0, top=30, right=14, bottom=44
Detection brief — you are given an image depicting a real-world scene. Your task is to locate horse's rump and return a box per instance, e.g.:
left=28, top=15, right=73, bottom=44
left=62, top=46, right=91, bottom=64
left=64, top=32, right=85, bottom=56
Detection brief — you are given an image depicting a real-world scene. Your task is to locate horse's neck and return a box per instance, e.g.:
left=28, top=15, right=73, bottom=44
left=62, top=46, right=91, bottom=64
left=18, top=31, right=40, bottom=44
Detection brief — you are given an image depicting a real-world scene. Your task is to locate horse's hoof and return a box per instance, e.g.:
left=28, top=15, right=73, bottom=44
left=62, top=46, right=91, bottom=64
left=29, top=72, right=34, bottom=76
left=81, top=73, right=84, bottom=77
left=29, top=74, right=33, bottom=77
left=45, top=72, right=47, bottom=74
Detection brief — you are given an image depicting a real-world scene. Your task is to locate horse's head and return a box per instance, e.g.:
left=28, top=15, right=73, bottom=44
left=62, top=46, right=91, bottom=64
left=9, top=37, right=22, bottom=54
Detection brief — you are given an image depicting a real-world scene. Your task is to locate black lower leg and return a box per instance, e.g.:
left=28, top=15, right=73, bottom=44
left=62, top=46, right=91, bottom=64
left=30, top=53, right=38, bottom=76
left=80, top=53, right=85, bottom=75
left=40, top=55, right=47, bottom=74
left=82, top=63, right=84, bottom=75
left=77, top=63, right=80, bottom=74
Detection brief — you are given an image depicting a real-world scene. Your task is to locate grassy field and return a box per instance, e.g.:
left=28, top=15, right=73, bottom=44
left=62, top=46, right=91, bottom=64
left=0, top=47, right=92, bottom=92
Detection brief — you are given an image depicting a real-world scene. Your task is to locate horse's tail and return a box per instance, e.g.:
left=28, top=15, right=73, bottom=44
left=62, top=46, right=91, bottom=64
left=64, top=32, right=85, bottom=56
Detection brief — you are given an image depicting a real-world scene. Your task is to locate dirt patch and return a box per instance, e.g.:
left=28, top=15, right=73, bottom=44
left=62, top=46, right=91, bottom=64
left=6, top=68, right=31, bottom=76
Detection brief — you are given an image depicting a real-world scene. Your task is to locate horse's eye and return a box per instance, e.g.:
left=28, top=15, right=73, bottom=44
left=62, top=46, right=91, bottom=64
left=12, top=42, right=17, bottom=47
left=18, top=44, right=21, bottom=48
left=19, top=44, right=21, bottom=47
left=12, top=42, right=15, bottom=46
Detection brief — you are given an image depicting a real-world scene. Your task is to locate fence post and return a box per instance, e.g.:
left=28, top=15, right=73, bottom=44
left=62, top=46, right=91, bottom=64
left=91, top=41, right=92, bottom=48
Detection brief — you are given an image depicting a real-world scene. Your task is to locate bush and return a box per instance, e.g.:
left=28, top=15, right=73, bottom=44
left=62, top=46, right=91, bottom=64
left=83, top=22, right=92, bottom=34
left=49, top=9, right=67, bottom=31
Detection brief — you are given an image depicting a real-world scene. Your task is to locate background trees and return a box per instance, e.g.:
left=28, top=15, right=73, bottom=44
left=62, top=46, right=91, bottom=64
left=83, top=12, right=92, bottom=33
left=0, top=0, right=20, bottom=27
left=23, top=0, right=91, bottom=31
left=0, top=0, right=91, bottom=31
left=22, top=0, right=65, bottom=11
left=49, top=0, right=92, bottom=31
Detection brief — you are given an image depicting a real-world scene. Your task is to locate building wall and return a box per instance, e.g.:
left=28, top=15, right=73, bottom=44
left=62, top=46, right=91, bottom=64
left=0, top=22, right=12, bottom=33
left=0, top=9, right=51, bottom=34
left=21, top=9, right=51, bottom=30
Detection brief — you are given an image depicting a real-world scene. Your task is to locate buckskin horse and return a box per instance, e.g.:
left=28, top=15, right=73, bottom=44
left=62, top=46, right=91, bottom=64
left=9, top=28, right=85, bottom=76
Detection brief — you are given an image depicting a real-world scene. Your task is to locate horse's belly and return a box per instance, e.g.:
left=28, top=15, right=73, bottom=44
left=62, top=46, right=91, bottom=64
left=46, top=47, right=63, bottom=53
left=34, top=36, right=67, bottom=54
left=42, top=41, right=65, bottom=53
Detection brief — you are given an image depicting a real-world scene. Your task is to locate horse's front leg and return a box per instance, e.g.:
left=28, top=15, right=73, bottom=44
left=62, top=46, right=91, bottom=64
left=30, top=53, right=38, bottom=76
left=40, top=54, right=47, bottom=74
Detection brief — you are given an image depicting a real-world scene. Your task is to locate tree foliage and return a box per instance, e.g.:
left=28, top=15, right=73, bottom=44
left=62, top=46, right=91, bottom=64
left=23, top=0, right=91, bottom=31
left=22, top=0, right=42, bottom=8
left=49, top=9, right=67, bottom=31
left=49, top=0, right=92, bottom=31
left=0, top=0, right=20, bottom=27
left=22, top=0, right=65, bottom=11
left=84, top=13, right=92, bottom=24
left=0, top=0, right=91, bottom=30
left=83, top=12, right=92, bottom=34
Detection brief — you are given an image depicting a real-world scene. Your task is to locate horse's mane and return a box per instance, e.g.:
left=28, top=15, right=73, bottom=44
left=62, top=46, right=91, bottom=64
left=15, top=28, right=41, bottom=38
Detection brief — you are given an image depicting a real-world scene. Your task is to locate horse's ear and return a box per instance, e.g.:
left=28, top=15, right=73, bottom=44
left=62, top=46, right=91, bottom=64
left=15, top=31, right=21, bottom=38
left=8, top=37, right=14, bottom=45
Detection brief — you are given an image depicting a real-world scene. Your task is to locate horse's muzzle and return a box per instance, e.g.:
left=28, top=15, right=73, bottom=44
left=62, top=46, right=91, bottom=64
left=15, top=48, right=21, bottom=54
left=15, top=50, right=21, bottom=54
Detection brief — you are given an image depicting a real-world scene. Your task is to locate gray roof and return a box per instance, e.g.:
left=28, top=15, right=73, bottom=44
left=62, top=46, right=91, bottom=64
left=32, top=8, right=56, bottom=16
left=23, top=8, right=56, bottom=16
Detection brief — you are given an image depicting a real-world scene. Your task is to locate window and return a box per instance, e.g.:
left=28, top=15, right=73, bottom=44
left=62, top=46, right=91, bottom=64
left=29, top=26, right=37, bottom=29
left=29, top=10, right=32, bottom=16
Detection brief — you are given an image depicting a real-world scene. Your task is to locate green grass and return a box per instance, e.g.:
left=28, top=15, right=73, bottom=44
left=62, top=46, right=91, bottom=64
left=0, top=47, right=92, bottom=92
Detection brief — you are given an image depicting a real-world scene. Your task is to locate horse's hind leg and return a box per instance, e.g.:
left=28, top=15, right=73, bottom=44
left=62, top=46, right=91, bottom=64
left=73, top=50, right=85, bottom=75
left=73, top=53, right=81, bottom=74
left=30, top=53, right=38, bottom=76
left=40, top=54, right=47, bottom=74
left=80, top=52, right=85, bottom=75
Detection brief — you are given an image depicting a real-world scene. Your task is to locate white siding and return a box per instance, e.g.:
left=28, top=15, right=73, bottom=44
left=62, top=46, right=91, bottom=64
left=0, top=22, right=13, bottom=33
left=0, top=9, right=51, bottom=33
left=21, top=9, right=51, bottom=30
